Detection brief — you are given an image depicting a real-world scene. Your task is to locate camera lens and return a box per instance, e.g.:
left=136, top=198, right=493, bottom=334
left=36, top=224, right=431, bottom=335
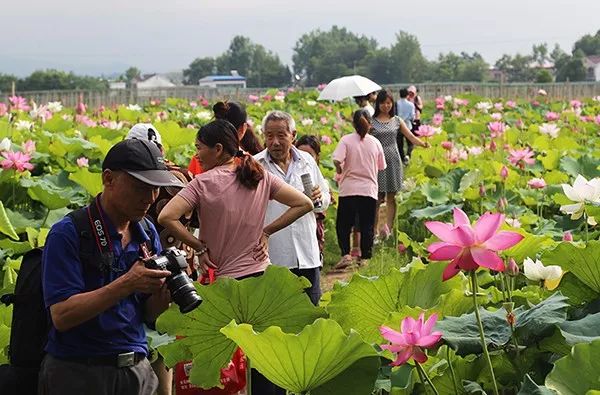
left=167, top=272, right=203, bottom=314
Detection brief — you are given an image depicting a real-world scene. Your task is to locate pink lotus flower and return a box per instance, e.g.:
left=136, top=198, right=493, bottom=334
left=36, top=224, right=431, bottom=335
left=248, top=95, right=259, bottom=103
left=21, top=140, right=36, bottom=155
left=500, top=165, right=509, bottom=180
left=1, top=151, right=34, bottom=172
left=435, top=97, right=445, bottom=110
left=527, top=178, right=546, bottom=189
left=451, top=110, right=463, bottom=118
left=317, top=83, right=327, bottom=91
left=320, top=116, right=328, bottom=125
left=76, top=115, right=97, bottom=127
left=76, top=100, right=86, bottom=115
left=321, top=135, right=332, bottom=145
left=262, top=95, right=272, bottom=102
left=425, top=208, right=524, bottom=281
left=0, top=103, right=7, bottom=117
left=397, top=243, right=407, bottom=253
left=416, top=125, right=436, bottom=137
left=508, top=147, right=535, bottom=169
left=432, top=113, right=444, bottom=126
left=449, top=148, right=468, bottom=163
left=200, top=98, right=209, bottom=107
left=491, top=113, right=503, bottom=121
left=506, top=100, right=517, bottom=109
left=595, top=115, right=600, bottom=125
left=9, top=96, right=31, bottom=112
left=76, top=157, right=89, bottom=167
left=488, top=122, right=506, bottom=138
left=441, top=141, right=453, bottom=150
left=189, top=101, right=198, bottom=108
left=98, top=105, right=106, bottom=113
left=454, top=98, right=469, bottom=106
left=515, top=119, right=524, bottom=129
left=563, top=232, right=573, bottom=242
left=507, top=258, right=519, bottom=276
left=494, top=103, right=504, bottom=111
left=379, top=313, right=442, bottom=366
left=545, top=111, right=559, bottom=121
left=570, top=100, right=582, bottom=108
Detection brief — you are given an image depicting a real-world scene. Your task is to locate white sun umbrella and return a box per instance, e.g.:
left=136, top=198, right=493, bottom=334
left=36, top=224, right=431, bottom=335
left=317, top=75, right=382, bottom=101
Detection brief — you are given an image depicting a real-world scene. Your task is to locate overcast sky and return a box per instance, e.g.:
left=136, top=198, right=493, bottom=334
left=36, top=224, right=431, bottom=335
left=1, top=0, right=598, bottom=77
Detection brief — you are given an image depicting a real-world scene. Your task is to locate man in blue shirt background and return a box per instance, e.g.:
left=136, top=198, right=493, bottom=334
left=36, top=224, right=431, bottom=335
left=39, top=139, right=183, bottom=395
left=396, top=87, right=416, bottom=165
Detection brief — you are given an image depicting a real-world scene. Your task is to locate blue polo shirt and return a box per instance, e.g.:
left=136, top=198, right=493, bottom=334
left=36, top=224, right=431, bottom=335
left=42, top=207, right=162, bottom=358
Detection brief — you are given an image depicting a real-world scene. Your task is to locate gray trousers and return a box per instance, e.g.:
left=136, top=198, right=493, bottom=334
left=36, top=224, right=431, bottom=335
left=38, top=354, right=158, bottom=395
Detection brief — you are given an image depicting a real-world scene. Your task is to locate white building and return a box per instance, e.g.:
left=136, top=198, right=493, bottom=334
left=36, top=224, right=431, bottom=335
left=584, top=56, right=600, bottom=81
left=136, top=74, right=176, bottom=89
left=198, top=71, right=246, bottom=88
left=109, top=81, right=127, bottom=90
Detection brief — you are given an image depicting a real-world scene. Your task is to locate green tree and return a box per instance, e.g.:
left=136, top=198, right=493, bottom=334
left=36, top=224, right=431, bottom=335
left=532, top=43, right=549, bottom=65
left=573, top=30, right=600, bottom=56
left=217, top=35, right=255, bottom=78
left=556, top=51, right=587, bottom=82
left=247, top=45, right=290, bottom=87
left=183, top=57, right=216, bottom=85
left=494, top=54, right=535, bottom=82
left=19, top=69, right=108, bottom=91
left=358, top=48, right=395, bottom=84
left=124, top=67, right=141, bottom=87
left=389, top=31, right=428, bottom=83
left=427, top=52, right=488, bottom=82
left=0, top=74, right=18, bottom=94
left=535, top=69, right=553, bottom=83
left=292, top=26, right=376, bottom=85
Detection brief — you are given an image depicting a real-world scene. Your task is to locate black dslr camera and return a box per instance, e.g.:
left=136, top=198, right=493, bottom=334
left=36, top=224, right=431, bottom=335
left=144, top=247, right=202, bottom=313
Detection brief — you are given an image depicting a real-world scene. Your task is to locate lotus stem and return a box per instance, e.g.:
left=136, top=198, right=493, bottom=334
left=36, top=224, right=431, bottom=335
left=471, top=271, right=500, bottom=395
left=415, top=361, right=440, bottom=395
left=246, top=356, right=252, bottom=395
left=584, top=212, right=589, bottom=245
left=447, top=346, right=460, bottom=395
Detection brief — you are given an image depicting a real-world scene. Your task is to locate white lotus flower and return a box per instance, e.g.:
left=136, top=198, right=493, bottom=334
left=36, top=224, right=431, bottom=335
left=476, top=101, right=493, bottom=113
left=0, top=137, right=11, bottom=151
left=196, top=111, right=212, bottom=120
left=274, top=94, right=285, bottom=102
left=505, top=218, right=521, bottom=228
left=47, top=101, right=63, bottom=113
left=593, top=96, right=600, bottom=103
left=127, top=104, right=142, bottom=111
left=306, top=100, right=317, bottom=106
left=444, top=95, right=453, bottom=102
left=523, top=257, right=562, bottom=282
left=560, top=175, right=600, bottom=222
left=467, top=146, right=483, bottom=156
left=301, top=118, right=313, bottom=126
left=14, top=120, right=33, bottom=131
left=539, top=123, right=560, bottom=138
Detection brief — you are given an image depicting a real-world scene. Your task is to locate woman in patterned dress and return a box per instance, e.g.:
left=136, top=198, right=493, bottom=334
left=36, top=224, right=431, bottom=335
left=371, top=90, right=428, bottom=239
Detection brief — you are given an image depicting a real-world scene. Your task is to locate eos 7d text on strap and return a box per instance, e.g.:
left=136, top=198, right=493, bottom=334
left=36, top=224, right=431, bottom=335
left=86, top=195, right=119, bottom=274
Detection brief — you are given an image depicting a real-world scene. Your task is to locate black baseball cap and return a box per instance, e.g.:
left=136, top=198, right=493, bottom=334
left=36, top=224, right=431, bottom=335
left=102, top=139, right=184, bottom=187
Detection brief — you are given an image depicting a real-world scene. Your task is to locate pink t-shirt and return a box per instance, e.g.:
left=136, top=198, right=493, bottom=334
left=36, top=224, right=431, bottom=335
left=177, top=166, right=284, bottom=279
left=332, top=133, right=386, bottom=200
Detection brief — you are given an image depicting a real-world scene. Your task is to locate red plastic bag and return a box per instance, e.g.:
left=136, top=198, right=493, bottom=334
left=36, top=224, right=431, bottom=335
left=174, top=269, right=247, bottom=395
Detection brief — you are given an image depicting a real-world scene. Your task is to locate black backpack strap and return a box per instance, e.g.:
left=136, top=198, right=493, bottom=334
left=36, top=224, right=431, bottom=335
left=139, top=216, right=157, bottom=258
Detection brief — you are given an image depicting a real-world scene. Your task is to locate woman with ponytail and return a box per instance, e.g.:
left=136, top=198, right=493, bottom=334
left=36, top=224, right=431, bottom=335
left=159, top=119, right=313, bottom=279
left=188, top=101, right=264, bottom=175
left=331, top=109, right=387, bottom=270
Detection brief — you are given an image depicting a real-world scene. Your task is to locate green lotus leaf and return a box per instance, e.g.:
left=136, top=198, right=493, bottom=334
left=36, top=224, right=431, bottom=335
left=518, top=374, right=557, bottom=395
left=154, top=121, right=197, bottom=149
left=156, top=265, right=326, bottom=389
left=421, top=183, right=450, bottom=205
left=69, top=168, right=103, bottom=197
left=0, top=201, right=19, bottom=240
left=220, top=318, right=380, bottom=394
left=327, top=260, right=462, bottom=344
left=545, top=339, right=600, bottom=395
left=411, top=204, right=457, bottom=219
left=560, top=155, right=600, bottom=180
left=542, top=240, right=600, bottom=293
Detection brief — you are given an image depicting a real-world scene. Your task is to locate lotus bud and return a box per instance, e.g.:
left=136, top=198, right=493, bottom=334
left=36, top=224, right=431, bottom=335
left=497, top=197, right=508, bottom=211
left=397, top=243, right=407, bottom=253
left=506, top=258, right=519, bottom=276
left=479, top=183, right=486, bottom=197
left=441, top=141, right=453, bottom=150
left=489, top=139, right=497, bottom=152
left=563, top=232, right=573, bottom=242
left=500, top=165, right=509, bottom=180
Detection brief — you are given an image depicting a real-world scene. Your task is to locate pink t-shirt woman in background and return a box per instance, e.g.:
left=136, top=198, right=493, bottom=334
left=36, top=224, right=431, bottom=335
left=159, top=119, right=313, bottom=279
left=331, top=110, right=386, bottom=270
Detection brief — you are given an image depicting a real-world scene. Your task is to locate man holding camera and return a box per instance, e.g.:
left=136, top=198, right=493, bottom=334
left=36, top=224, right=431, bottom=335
left=39, top=139, right=184, bottom=395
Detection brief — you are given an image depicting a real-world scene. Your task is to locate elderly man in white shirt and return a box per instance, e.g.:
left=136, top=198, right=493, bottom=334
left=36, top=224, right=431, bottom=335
left=254, top=110, right=330, bottom=305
